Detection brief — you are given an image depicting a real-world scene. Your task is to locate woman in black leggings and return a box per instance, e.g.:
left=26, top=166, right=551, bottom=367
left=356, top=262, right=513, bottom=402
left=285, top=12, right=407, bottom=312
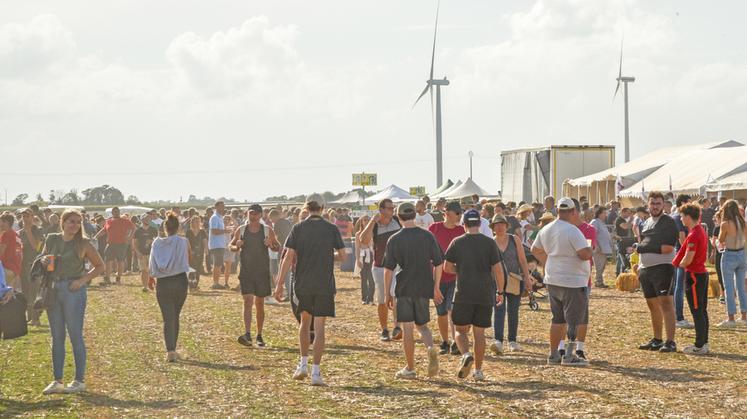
left=149, top=213, right=191, bottom=362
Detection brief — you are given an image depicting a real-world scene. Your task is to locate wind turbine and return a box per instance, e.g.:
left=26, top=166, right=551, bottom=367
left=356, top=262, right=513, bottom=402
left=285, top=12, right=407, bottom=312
left=413, top=0, right=449, bottom=189
left=613, top=38, right=635, bottom=163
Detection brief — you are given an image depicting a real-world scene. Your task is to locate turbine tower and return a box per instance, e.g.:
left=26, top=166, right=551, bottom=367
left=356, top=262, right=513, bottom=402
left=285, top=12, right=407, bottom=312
left=614, top=39, right=635, bottom=163
left=413, top=0, right=449, bottom=188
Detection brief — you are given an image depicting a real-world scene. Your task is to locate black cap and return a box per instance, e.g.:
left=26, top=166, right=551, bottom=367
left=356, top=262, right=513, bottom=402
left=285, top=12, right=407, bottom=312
left=248, top=204, right=263, bottom=213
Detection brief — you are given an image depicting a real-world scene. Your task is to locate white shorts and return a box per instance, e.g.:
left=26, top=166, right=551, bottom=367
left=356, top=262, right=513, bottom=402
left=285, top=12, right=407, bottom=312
left=372, top=266, right=397, bottom=305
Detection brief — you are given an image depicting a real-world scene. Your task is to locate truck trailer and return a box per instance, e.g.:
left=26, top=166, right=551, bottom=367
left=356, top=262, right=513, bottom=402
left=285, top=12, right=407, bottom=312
left=500, top=145, right=615, bottom=203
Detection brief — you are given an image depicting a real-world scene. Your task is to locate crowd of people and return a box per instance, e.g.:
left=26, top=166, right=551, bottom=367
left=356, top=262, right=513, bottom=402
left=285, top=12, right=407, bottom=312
left=1, top=190, right=746, bottom=392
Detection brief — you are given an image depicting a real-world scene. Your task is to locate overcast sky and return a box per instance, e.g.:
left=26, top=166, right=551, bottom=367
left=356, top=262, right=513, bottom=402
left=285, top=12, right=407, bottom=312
left=1, top=0, right=746, bottom=203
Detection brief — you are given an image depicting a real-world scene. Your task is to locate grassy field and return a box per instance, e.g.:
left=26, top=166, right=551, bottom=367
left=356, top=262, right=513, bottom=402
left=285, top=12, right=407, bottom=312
left=1, top=266, right=746, bottom=418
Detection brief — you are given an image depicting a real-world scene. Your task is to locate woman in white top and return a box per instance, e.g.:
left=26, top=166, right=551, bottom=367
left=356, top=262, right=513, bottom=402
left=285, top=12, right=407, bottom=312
left=149, top=212, right=191, bottom=362
left=717, top=200, right=747, bottom=327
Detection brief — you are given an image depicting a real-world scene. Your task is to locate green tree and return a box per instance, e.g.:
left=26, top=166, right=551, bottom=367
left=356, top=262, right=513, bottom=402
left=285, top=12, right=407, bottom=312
left=11, top=193, right=28, bottom=206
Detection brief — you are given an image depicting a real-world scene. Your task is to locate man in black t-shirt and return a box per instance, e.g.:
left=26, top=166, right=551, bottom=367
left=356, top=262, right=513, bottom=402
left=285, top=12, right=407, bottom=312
left=132, top=212, right=158, bottom=292
left=614, top=208, right=634, bottom=275
left=445, top=209, right=504, bottom=381
left=273, top=201, right=345, bottom=387
left=383, top=202, right=444, bottom=380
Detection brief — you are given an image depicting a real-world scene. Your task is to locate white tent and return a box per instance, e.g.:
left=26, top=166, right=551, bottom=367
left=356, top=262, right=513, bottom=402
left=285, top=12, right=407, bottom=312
left=105, top=206, right=154, bottom=217
left=332, top=190, right=365, bottom=204
left=706, top=171, right=747, bottom=192
left=366, top=185, right=417, bottom=203
left=619, top=146, right=747, bottom=198
left=431, top=179, right=454, bottom=196
left=432, top=180, right=462, bottom=199
left=564, top=140, right=743, bottom=204
left=441, top=178, right=493, bottom=199
left=45, top=205, right=85, bottom=211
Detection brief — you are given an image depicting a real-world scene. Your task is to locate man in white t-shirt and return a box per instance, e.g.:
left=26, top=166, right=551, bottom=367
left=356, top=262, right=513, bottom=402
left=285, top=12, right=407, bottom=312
left=414, top=200, right=434, bottom=230
left=531, top=197, right=592, bottom=367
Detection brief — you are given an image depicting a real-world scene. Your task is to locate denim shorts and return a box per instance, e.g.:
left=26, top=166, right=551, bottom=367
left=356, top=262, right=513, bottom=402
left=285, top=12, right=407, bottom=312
left=435, top=281, right=456, bottom=316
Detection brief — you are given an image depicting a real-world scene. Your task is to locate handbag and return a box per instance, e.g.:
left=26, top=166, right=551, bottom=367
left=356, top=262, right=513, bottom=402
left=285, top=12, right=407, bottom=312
left=0, top=292, right=29, bottom=339
left=33, top=276, right=57, bottom=311
left=506, top=272, right=522, bottom=296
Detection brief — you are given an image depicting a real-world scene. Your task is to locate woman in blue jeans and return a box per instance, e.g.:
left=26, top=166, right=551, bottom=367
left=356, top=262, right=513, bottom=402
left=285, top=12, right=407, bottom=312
left=41, top=210, right=105, bottom=395
left=717, top=200, right=747, bottom=327
left=490, top=215, right=534, bottom=354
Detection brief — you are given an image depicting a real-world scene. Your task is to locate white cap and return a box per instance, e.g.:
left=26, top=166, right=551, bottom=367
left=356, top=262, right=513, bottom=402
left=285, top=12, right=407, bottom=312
left=557, top=197, right=576, bottom=211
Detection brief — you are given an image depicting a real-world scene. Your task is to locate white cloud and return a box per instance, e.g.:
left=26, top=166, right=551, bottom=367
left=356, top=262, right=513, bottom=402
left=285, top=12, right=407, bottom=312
left=0, top=14, right=76, bottom=79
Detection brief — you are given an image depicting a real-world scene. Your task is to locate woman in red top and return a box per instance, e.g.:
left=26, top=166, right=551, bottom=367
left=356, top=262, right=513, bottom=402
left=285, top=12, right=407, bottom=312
left=0, top=213, right=21, bottom=289
left=672, top=203, right=710, bottom=355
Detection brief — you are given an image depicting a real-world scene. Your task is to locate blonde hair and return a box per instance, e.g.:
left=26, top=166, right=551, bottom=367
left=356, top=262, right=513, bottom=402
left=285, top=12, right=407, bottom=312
left=60, top=209, right=89, bottom=258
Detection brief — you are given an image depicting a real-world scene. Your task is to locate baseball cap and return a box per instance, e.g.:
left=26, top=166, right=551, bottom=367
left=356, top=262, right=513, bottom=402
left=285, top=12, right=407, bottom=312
left=557, top=197, right=576, bottom=211
left=463, top=209, right=481, bottom=224
left=19, top=207, right=32, bottom=215
left=397, top=202, right=416, bottom=217
left=248, top=204, right=263, bottom=213
left=445, top=201, right=462, bottom=213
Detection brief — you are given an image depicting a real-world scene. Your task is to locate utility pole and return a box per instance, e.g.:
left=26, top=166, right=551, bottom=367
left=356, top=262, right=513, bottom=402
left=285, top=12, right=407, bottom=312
left=618, top=76, right=635, bottom=162
left=468, top=151, right=474, bottom=179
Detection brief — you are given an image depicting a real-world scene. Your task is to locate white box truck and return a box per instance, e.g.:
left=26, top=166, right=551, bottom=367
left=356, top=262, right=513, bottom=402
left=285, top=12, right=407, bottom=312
left=500, top=145, right=615, bottom=203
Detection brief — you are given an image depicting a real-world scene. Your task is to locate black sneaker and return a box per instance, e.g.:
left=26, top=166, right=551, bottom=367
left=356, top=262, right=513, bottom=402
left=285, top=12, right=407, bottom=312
left=638, top=338, right=664, bottom=351
left=237, top=333, right=253, bottom=347
left=439, top=341, right=450, bottom=355
left=450, top=342, right=461, bottom=355
left=457, top=354, right=474, bottom=378
left=559, top=349, right=566, bottom=357
left=659, top=340, right=677, bottom=353
left=380, top=329, right=391, bottom=342
left=392, top=326, right=403, bottom=341
left=576, top=350, right=586, bottom=360
left=256, top=335, right=266, bottom=348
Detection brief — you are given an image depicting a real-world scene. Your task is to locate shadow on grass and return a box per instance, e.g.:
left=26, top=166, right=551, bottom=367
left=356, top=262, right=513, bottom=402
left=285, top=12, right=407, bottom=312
left=265, top=344, right=394, bottom=356
left=0, top=398, right=66, bottom=415
left=703, top=351, right=747, bottom=363
left=78, top=392, right=180, bottom=410
left=590, top=360, right=713, bottom=383
left=341, top=384, right=445, bottom=398
left=179, top=359, right=258, bottom=371
left=86, top=287, right=114, bottom=293
left=431, top=378, right=609, bottom=400
left=187, top=291, right=226, bottom=297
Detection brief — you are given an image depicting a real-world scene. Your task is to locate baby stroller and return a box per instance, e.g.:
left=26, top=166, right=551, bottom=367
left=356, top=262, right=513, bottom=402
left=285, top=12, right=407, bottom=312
left=524, top=250, right=546, bottom=311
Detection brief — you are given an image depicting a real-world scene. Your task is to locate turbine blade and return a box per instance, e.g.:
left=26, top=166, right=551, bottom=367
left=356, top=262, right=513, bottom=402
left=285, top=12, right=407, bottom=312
left=412, top=84, right=430, bottom=109
left=618, top=37, right=623, bottom=79
left=613, top=80, right=621, bottom=101
left=429, top=0, right=440, bottom=81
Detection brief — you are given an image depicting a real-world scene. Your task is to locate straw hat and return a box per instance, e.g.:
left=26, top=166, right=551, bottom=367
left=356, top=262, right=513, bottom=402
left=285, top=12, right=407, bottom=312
left=538, top=212, right=555, bottom=223
left=516, top=204, right=533, bottom=215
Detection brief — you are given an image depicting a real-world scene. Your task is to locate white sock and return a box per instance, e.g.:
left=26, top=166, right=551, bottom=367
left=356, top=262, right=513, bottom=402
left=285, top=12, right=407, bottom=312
left=311, top=364, right=321, bottom=375
left=300, top=356, right=308, bottom=367
left=576, top=342, right=585, bottom=352
left=558, top=340, right=565, bottom=351
left=464, top=351, right=472, bottom=357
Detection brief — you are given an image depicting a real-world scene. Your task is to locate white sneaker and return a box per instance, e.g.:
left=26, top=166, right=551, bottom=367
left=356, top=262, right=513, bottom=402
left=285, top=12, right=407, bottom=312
left=292, top=365, right=308, bottom=380
left=310, top=372, right=325, bottom=386
left=427, top=347, right=439, bottom=377
left=717, top=320, right=737, bottom=328
left=473, top=369, right=485, bottom=381
left=265, top=297, right=279, bottom=305
left=682, top=343, right=710, bottom=355
left=676, top=320, right=694, bottom=329
left=508, top=341, right=521, bottom=352
left=42, top=381, right=65, bottom=395
left=490, top=341, right=503, bottom=355
left=63, top=380, right=86, bottom=394
left=737, top=319, right=747, bottom=326
left=395, top=367, right=417, bottom=379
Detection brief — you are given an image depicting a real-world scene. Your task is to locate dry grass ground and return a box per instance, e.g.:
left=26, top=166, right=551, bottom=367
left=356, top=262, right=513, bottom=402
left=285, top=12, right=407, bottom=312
left=1, top=265, right=746, bottom=418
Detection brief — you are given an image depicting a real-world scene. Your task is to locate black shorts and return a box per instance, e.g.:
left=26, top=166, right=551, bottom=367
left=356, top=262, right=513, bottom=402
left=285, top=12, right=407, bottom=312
left=547, top=284, right=589, bottom=326
left=105, top=243, right=128, bottom=262
left=639, top=264, right=674, bottom=299
left=239, top=273, right=272, bottom=297
left=294, top=293, right=335, bottom=318
left=396, top=297, right=430, bottom=326
left=451, top=302, right=492, bottom=328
